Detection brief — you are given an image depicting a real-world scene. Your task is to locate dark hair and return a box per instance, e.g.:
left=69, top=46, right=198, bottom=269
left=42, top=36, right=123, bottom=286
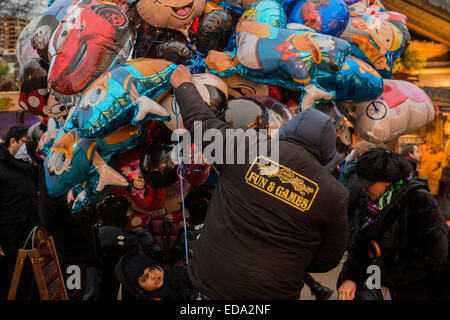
left=5, top=124, right=29, bottom=148
left=400, top=144, right=417, bottom=157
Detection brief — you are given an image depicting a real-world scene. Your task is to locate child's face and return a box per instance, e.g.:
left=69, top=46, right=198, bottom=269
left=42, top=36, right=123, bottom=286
left=138, top=267, right=164, bottom=291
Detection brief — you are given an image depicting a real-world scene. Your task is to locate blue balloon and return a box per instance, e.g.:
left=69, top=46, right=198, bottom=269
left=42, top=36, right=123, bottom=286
left=64, top=58, right=176, bottom=139
left=287, top=0, right=350, bottom=37
left=45, top=128, right=134, bottom=197
left=340, top=10, right=409, bottom=78
left=241, top=0, right=287, bottom=28
left=208, top=0, right=286, bottom=14
left=317, top=56, right=384, bottom=103
left=204, top=21, right=352, bottom=108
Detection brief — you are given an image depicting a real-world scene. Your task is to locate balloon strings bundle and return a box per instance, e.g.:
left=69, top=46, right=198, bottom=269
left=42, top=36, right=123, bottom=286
left=172, top=92, right=190, bottom=265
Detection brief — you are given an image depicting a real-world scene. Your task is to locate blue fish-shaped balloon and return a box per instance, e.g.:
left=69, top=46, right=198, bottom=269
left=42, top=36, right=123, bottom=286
left=64, top=58, right=177, bottom=138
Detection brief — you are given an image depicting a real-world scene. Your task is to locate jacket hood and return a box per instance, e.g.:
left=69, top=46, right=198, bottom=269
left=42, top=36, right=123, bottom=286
left=277, top=108, right=336, bottom=165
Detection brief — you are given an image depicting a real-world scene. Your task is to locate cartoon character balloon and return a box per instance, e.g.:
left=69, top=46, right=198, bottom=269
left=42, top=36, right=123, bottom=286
left=16, top=18, right=40, bottom=67
left=18, top=58, right=49, bottom=116
left=240, top=0, right=287, bottom=28
left=317, top=55, right=384, bottom=103
left=44, top=94, right=71, bottom=126
left=340, top=7, right=409, bottom=78
left=31, top=0, right=77, bottom=61
left=287, top=0, right=350, bottom=37
left=136, top=0, right=206, bottom=39
left=205, top=19, right=352, bottom=109
left=64, top=58, right=176, bottom=138
left=45, top=129, right=130, bottom=197
left=47, top=0, right=134, bottom=95
left=222, top=74, right=269, bottom=99
left=338, top=80, right=435, bottom=143
left=205, top=0, right=285, bottom=14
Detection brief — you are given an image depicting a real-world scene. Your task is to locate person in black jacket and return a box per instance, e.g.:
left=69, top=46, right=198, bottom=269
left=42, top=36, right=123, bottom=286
left=337, top=148, right=449, bottom=300
left=400, top=144, right=421, bottom=178
left=0, top=124, right=38, bottom=300
left=115, top=253, right=194, bottom=300
left=170, top=65, right=349, bottom=299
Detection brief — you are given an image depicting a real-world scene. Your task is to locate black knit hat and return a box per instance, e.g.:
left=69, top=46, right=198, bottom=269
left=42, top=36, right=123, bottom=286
left=122, top=253, right=159, bottom=291
left=356, top=147, right=413, bottom=183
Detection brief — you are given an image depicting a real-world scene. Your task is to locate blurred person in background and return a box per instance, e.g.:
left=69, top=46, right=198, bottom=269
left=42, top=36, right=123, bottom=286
left=0, top=124, right=38, bottom=300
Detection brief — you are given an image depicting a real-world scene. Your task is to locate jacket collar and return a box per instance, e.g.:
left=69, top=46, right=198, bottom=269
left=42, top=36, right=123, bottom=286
left=279, top=135, right=329, bottom=165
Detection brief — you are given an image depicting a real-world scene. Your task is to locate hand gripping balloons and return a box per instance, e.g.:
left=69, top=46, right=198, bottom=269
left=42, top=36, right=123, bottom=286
left=338, top=80, right=435, bottom=143
left=287, top=0, right=350, bottom=37
left=159, top=73, right=229, bottom=131
left=47, top=0, right=134, bottom=95
left=64, top=58, right=176, bottom=139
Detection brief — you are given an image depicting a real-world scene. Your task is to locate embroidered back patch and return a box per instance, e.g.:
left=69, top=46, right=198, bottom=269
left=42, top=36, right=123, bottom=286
left=245, top=156, right=319, bottom=212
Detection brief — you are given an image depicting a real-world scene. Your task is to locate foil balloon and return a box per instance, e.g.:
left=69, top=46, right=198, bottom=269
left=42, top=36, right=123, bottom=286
left=163, top=180, right=191, bottom=215
left=195, top=9, right=234, bottom=55
left=253, top=95, right=292, bottom=136
left=240, top=0, right=287, bottom=28
left=222, top=74, right=269, bottom=99
left=64, top=58, right=176, bottom=138
left=154, top=40, right=195, bottom=65
left=160, top=73, right=229, bottom=131
left=112, top=146, right=168, bottom=212
left=136, top=0, right=206, bottom=40
left=205, top=0, right=286, bottom=14
left=205, top=20, right=352, bottom=109
left=338, top=80, right=435, bottom=143
left=140, top=142, right=179, bottom=189
left=38, top=117, right=62, bottom=158
left=124, top=207, right=152, bottom=231
left=317, top=55, right=383, bottom=103
left=47, top=0, right=134, bottom=95
left=31, top=0, right=77, bottom=61
left=45, top=129, right=129, bottom=197
left=18, top=58, right=49, bottom=116
left=220, top=98, right=269, bottom=129
left=287, top=0, right=349, bottom=37
left=44, top=94, right=71, bottom=126
left=340, top=8, right=409, bottom=78
left=16, top=18, right=40, bottom=67
left=133, top=22, right=186, bottom=59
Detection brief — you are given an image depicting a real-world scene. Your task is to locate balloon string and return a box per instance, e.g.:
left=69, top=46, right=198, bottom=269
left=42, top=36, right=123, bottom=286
left=173, top=92, right=189, bottom=266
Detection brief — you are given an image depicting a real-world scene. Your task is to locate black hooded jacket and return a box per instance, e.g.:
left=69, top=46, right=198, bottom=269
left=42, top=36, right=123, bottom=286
left=115, top=254, right=193, bottom=300
left=174, top=82, right=349, bottom=299
left=0, top=143, right=39, bottom=225
left=337, top=178, right=449, bottom=299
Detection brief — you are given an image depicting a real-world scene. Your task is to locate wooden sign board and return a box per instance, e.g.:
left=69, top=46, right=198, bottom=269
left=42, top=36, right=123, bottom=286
left=8, top=227, right=68, bottom=300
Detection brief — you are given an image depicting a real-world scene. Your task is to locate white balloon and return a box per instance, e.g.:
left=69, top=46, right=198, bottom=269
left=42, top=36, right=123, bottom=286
left=338, top=80, right=435, bottom=143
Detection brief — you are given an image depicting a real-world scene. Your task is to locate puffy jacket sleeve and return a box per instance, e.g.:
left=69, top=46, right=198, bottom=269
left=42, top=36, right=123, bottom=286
left=375, top=190, right=448, bottom=287
left=307, top=189, right=349, bottom=273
